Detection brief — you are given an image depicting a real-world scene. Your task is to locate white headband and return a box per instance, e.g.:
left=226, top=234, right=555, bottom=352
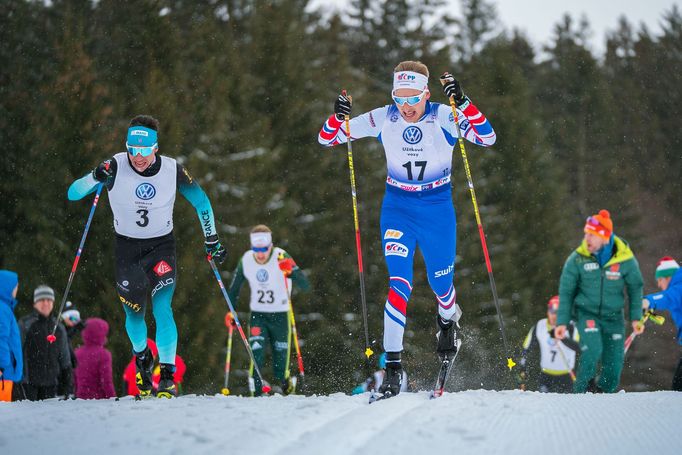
left=250, top=232, right=272, bottom=248
left=393, top=71, right=429, bottom=93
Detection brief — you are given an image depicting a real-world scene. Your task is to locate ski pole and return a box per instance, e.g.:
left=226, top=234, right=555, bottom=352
left=221, top=312, right=235, bottom=396
left=278, top=257, right=305, bottom=381
left=207, top=257, right=270, bottom=394
left=624, top=310, right=665, bottom=354
left=342, top=90, right=374, bottom=363
left=555, top=342, right=576, bottom=382
left=440, top=76, right=515, bottom=371
left=49, top=183, right=104, bottom=343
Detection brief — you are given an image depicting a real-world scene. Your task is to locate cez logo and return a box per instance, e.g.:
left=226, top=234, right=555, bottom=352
left=397, top=73, right=416, bottom=81
left=256, top=269, right=269, bottom=282
left=403, top=126, right=422, bottom=144
left=135, top=183, right=156, bottom=200
left=385, top=242, right=409, bottom=257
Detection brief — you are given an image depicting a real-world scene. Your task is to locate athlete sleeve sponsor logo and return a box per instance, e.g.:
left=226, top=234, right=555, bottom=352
left=201, top=210, right=212, bottom=236
left=384, top=229, right=404, bottom=240
left=135, top=183, right=156, bottom=200
left=458, top=118, right=470, bottom=131
left=153, top=260, right=173, bottom=277
left=182, top=167, right=193, bottom=184
left=385, top=242, right=409, bottom=257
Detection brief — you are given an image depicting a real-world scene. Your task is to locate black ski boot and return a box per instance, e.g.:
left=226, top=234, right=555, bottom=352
left=156, top=363, right=177, bottom=398
left=378, top=352, right=403, bottom=399
left=436, top=316, right=461, bottom=360
left=134, top=346, right=154, bottom=398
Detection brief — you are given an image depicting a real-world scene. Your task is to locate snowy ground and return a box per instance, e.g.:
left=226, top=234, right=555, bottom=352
left=2, top=390, right=681, bottom=455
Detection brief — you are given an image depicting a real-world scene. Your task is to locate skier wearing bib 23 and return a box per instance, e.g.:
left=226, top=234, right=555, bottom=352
left=67, top=115, right=226, bottom=398
left=318, top=61, right=496, bottom=397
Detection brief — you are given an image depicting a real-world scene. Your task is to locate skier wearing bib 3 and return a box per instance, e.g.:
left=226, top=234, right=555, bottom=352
left=227, top=225, right=309, bottom=396
left=67, top=115, right=226, bottom=398
left=318, top=61, right=496, bottom=397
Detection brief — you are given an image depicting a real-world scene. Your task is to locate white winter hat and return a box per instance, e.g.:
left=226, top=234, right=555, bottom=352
left=655, top=256, right=679, bottom=280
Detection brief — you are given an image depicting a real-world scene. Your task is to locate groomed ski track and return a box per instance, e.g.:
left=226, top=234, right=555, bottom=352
left=2, top=390, right=680, bottom=455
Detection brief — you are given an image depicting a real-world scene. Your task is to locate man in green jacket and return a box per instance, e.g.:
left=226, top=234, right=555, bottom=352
left=555, top=209, right=644, bottom=393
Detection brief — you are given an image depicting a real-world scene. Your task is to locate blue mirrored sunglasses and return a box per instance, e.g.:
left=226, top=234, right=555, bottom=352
left=252, top=246, right=269, bottom=253
left=126, top=144, right=157, bottom=157
left=392, top=90, right=427, bottom=106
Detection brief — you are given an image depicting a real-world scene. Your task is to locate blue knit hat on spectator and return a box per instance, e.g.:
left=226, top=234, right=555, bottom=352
left=33, top=285, right=55, bottom=303
left=655, top=257, right=680, bottom=280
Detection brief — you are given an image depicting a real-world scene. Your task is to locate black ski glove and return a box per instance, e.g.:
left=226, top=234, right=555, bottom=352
left=205, top=234, right=227, bottom=264
left=334, top=93, right=352, bottom=121
left=440, top=72, right=467, bottom=107
left=92, top=159, right=113, bottom=183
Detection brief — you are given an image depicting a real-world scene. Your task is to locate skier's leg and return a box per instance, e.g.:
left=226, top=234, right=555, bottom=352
left=270, top=312, right=293, bottom=392
left=145, top=239, right=178, bottom=366
left=573, top=316, right=603, bottom=393
left=115, top=240, right=149, bottom=354
left=673, top=355, right=682, bottom=391
left=420, top=198, right=459, bottom=322
left=597, top=324, right=625, bottom=393
left=249, top=312, right=267, bottom=395
left=380, top=224, right=417, bottom=354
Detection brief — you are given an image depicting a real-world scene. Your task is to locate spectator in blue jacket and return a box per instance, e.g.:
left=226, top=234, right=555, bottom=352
left=642, top=256, right=682, bottom=391
left=0, top=270, right=23, bottom=401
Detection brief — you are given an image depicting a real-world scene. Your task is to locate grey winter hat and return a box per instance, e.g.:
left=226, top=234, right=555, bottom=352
left=33, top=285, right=55, bottom=303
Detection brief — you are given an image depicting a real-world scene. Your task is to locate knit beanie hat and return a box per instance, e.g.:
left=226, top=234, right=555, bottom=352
left=33, top=285, right=55, bottom=303
left=547, top=295, right=559, bottom=314
left=655, top=256, right=680, bottom=280
left=584, top=209, right=613, bottom=240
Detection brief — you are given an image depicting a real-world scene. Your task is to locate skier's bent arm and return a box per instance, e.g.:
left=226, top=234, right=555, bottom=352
left=317, top=107, right=387, bottom=147
left=437, top=101, right=496, bottom=148
left=67, top=173, right=100, bottom=201
left=227, top=260, right=246, bottom=305
left=177, top=165, right=217, bottom=239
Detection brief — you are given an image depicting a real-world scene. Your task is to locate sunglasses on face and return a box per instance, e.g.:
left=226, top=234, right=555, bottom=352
left=126, top=144, right=158, bottom=157
left=392, top=90, right=427, bottom=106
left=252, top=246, right=269, bottom=253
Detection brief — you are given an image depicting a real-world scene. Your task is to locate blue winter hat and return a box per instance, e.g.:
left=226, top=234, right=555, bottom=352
left=126, top=126, right=158, bottom=157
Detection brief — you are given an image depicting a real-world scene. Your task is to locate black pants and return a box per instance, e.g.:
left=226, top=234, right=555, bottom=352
left=114, top=232, right=177, bottom=313
left=21, top=384, right=58, bottom=401
left=539, top=372, right=573, bottom=393
left=673, top=355, right=682, bottom=391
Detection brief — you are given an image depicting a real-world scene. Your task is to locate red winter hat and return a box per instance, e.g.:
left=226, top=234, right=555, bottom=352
left=584, top=209, right=613, bottom=240
left=547, top=296, right=559, bottom=313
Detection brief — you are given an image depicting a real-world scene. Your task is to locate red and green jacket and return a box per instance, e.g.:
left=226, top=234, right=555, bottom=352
left=558, top=236, right=644, bottom=324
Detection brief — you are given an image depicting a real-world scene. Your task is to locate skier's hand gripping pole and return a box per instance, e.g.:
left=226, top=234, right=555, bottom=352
left=207, top=256, right=271, bottom=394
left=439, top=75, right=515, bottom=371
left=50, top=182, right=105, bottom=343
left=624, top=310, right=665, bottom=354
left=341, top=90, right=374, bottom=362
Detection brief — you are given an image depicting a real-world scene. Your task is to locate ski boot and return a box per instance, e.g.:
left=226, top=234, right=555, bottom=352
left=436, top=315, right=461, bottom=361
left=156, top=363, right=177, bottom=398
left=378, top=352, right=403, bottom=399
left=134, top=346, right=154, bottom=399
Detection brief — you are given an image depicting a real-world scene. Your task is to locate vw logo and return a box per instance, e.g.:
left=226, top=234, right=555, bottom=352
left=135, top=183, right=156, bottom=200
left=256, top=269, right=269, bottom=282
left=403, top=126, right=422, bottom=144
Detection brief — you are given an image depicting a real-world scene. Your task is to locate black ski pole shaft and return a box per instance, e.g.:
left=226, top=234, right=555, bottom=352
left=207, top=257, right=270, bottom=393
left=49, top=183, right=104, bottom=343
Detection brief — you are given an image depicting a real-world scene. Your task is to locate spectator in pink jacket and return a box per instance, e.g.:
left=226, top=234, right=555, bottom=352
left=74, top=318, right=115, bottom=399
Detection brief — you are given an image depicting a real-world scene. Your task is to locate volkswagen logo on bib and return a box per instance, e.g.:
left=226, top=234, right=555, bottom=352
left=135, top=183, right=156, bottom=200
left=256, top=269, right=269, bottom=282
left=403, top=126, right=422, bottom=144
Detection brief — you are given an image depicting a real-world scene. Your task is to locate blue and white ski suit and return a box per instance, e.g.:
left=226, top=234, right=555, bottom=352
left=318, top=99, right=496, bottom=352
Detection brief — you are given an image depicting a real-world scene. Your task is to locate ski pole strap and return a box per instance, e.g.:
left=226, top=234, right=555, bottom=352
left=646, top=310, right=665, bottom=325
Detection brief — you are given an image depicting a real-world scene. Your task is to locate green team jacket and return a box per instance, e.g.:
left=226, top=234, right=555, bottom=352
left=558, top=236, right=644, bottom=325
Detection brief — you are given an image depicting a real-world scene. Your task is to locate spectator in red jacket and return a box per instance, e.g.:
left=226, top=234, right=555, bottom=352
left=122, top=339, right=186, bottom=396
left=74, top=318, right=116, bottom=399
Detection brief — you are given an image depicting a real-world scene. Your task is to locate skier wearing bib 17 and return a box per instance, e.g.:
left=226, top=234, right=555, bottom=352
left=318, top=61, right=496, bottom=397
left=227, top=225, right=309, bottom=396
left=67, top=115, right=226, bottom=398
